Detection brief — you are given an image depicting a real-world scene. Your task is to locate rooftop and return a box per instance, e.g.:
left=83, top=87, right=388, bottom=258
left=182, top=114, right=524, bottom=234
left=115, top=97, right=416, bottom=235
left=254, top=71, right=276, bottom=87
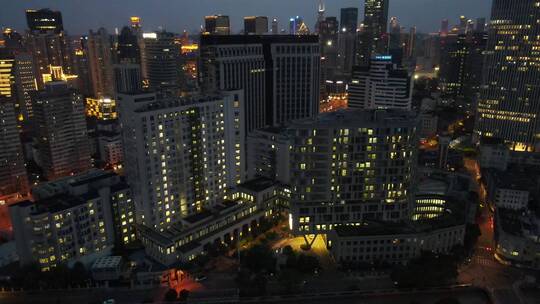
left=238, top=177, right=278, bottom=192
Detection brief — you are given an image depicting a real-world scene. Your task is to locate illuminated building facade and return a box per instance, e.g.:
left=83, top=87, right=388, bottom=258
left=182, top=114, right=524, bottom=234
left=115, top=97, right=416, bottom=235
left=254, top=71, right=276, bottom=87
left=30, top=82, right=91, bottom=181
left=25, top=9, right=71, bottom=88
left=0, top=57, right=14, bottom=98
left=358, top=0, right=390, bottom=65
left=204, top=15, right=230, bottom=35
left=474, top=0, right=540, bottom=151
left=0, top=96, right=29, bottom=198
left=287, top=109, right=417, bottom=235
left=199, top=35, right=320, bottom=133
left=10, top=170, right=135, bottom=270
left=244, top=16, right=268, bottom=35
left=348, top=56, right=413, bottom=110
left=86, top=97, right=117, bottom=121
left=13, top=53, right=38, bottom=121
left=118, top=91, right=245, bottom=230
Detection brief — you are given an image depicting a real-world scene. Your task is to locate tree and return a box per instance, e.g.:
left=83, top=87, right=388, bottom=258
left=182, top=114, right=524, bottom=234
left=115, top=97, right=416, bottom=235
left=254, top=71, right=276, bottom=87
left=435, top=297, right=461, bottom=304
left=164, top=288, right=178, bottom=302
left=296, top=254, right=319, bottom=274
left=278, top=269, right=303, bottom=294
left=241, top=244, right=276, bottom=273
left=178, top=289, right=190, bottom=301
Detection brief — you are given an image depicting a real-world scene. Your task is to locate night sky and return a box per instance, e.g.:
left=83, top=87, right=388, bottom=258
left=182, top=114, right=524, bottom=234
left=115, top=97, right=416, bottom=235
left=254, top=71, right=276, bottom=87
left=1, top=0, right=491, bottom=35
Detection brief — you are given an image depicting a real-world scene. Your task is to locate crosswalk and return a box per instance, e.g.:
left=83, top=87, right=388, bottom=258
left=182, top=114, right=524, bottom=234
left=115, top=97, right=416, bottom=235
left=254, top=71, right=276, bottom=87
left=472, top=255, right=500, bottom=268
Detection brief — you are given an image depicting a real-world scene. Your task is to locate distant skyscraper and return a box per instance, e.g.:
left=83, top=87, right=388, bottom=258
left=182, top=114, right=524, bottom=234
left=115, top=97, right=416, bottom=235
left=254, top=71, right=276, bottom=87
left=244, top=16, right=269, bottom=35
left=459, top=16, right=467, bottom=34
left=199, top=35, right=320, bottom=133
left=30, top=82, right=91, bottom=180
left=475, top=18, right=486, bottom=33
left=87, top=28, right=115, bottom=98
left=340, top=7, right=358, bottom=33
left=406, top=27, right=416, bottom=58
left=25, top=9, right=71, bottom=88
left=320, top=17, right=340, bottom=79
left=12, top=53, right=38, bottom=121
left=389, top=17, right=401, bottom=51
left=130, top=16, right=141, bottom=31
left=271, top=18, right=279, bottom=34
left=289, top=16, right=303, bottom=34
left=141, top=31, right=181, bottom=92
left=441, top=19, right=449, bottom=36
left=117, top=26, right=141, bottom=64
left=475, top=0, right=540, bottom=151
left=359, top=0, right=390, bottom=65
left=0, top=96, right=29, bottom=198
left=25, top=8, right=63, bottom=33
left=315, top=1, right=326, bottom=34
left=204, top=15, right=230, bottom=35
left=118, top=91, right=245, bottom=229
left=348, top=55, right=413, bottom=110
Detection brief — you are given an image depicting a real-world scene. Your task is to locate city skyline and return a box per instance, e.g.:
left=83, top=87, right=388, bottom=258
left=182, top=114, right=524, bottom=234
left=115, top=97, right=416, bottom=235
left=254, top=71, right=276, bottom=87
left=1, top=0, right=491, bottom=34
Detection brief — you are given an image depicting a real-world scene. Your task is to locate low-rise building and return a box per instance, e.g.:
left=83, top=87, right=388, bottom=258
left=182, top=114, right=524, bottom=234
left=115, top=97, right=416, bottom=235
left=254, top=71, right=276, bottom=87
left=9, top=170, right=136, bottom=270
left=495, top=208, right=540, bottom=269
left=484, top=167, right=537, bottom=210
left=91, top=255, right=126, bottom=281
left=138, top=178, right=284, bottom=265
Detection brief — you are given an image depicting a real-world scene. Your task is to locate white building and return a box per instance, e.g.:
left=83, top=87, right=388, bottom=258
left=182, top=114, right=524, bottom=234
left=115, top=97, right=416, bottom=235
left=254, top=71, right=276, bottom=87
left=118, top=91, right=245, bottom=231
left=348, top=56, right=413, bottom=110
left=10, top=170, right=135, bottom=271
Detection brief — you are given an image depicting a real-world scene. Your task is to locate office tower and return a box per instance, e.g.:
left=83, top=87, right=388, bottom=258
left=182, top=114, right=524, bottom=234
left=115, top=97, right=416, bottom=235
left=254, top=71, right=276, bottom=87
left=359, top=0, right=390, bottom=65
left=441, top=19, right=449, bottom=36
left=289, top=16, right=303, bottom=35
left=476, top=18, right=486, bottom=33
left=315, top=1, right=325, bottom=34
left=0, top=56, right=14, bottom=98
left=2, top=28, right=24, bottom=54
left=70, top=36, right=93, bottom=96
left=199, top=35, right=320, bottom=133
left=130, top=16, right=141, bottom=31
left=440, top=32, right=487, bottom=99
left=25, top=9, right=70, bottom=88
left=204, top=15, right=230, bottom=35
left=117, top=26, right=141, bottom=64
left=340, top=8, right=358, bottom=33
left=30, top=82, right=91, bottom=180
left=320, top=16, right=339, bottom=78
left=118, top=90, right=245, bottom=229
left=475, top=0, right=540, bottom=151
left=0, top=96, right=29, bottom=198
left=349, top=55, right=413, bottom=110
left=288, top=109, right=417, bottom=235
left=114, top=63, right=142, bottom=94
left=388, top=17, right=401, bottom=51
left=10, top=169, right=135, bottom=270
left=459, top=16, right=467, bottom=34
left=86, top=97, right=117, bottom=121
left=26, top=8, right=63, bottom=33
left=13, top=53, right=38, bottom=121
left=141, top=31, right=181, bottom=92
left=271, top=18, right=279, bottom=34
left=244, top=16, right=268, bottom=35
left=87, top=28, right=115, bottom=98
left=406, top=27, right=416, bottom=58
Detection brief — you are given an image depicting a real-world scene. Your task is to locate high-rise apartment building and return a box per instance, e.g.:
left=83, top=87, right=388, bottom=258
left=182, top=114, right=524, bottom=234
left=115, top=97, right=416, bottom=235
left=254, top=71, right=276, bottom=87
left=13, top=53, right=38, bottom=121
left=118, top=90, right=245, bottom=230
left=287, top=109, right=417, bottom=235
left=474, top=0, right=540, bottom=151
left=199, top=35, right=320, bottom=133
left=0, top=96, right=29, bottom=198
left=348, top=56, right=413, bottom=110
left=87, top=28, right=115, bottom=98
left=30, top=82, right=91, bottom=180
left=244, top=16, right=269, bottom=35
left=141, top=31, right=181, bottom=92
left=10, top=169, right=135, bottom=270
left=358, top=0, right=390, bottom=65
left=204, top=15, right=230, bottom=35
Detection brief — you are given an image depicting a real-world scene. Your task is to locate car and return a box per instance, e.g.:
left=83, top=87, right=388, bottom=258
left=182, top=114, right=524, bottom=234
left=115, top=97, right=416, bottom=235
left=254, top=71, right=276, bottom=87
left=195, top=275, right=207, bottom=282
